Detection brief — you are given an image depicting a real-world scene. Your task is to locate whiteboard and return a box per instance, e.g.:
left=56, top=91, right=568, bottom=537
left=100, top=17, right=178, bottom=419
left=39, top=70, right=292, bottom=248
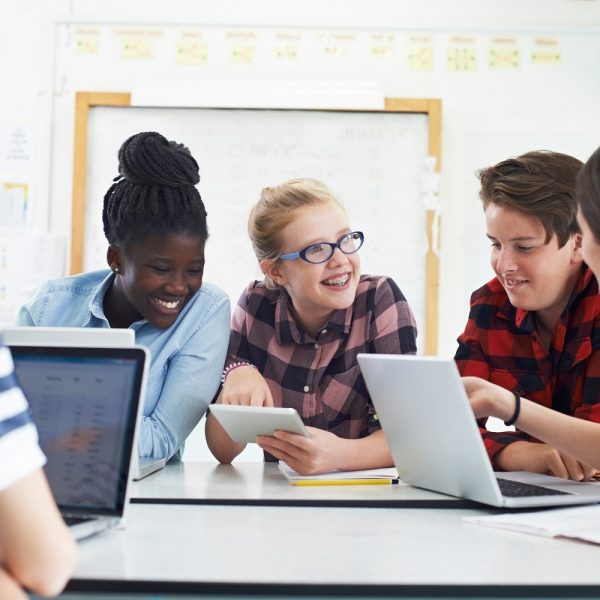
left=83, top=106, right=430, bottom=349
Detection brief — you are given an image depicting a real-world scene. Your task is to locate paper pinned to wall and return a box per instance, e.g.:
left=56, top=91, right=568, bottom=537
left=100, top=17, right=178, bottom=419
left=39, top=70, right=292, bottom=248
left=0, top=126, right=34, bottom=173
left=0, top=232, right=65, bottom=324
left=0, top=179, right=29, bottom=228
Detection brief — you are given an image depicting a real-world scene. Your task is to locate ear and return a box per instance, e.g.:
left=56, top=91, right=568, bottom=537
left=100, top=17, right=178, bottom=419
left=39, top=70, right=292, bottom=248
left=571, top=233, right=584, bottom=264
left=260, top=259, right=287, bottom=287
left=106, top=245, right=123, bottom=274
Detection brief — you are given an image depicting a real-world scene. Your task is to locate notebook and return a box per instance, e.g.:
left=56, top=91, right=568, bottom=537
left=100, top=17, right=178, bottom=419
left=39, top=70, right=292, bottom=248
left=4, top=327, right=165, bottom=480
left=357, top=354, right=600, bottom=508
left=278, top=462, right=400, bottom=486
left=9, top=344, right=148, bottom=540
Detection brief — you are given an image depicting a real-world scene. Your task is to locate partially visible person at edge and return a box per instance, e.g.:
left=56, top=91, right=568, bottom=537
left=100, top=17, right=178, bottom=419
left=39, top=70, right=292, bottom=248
left=205, top=178, right=417, bottom=475
left=16, top=131, right=230, bottom=461
left=0, top=336, right=76, bottom=598
left=456, top=150, right=600, bottom=481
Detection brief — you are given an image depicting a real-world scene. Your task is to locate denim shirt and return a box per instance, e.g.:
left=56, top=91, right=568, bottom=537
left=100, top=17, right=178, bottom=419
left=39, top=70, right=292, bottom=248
left=16, top=269, right=230, bottom=461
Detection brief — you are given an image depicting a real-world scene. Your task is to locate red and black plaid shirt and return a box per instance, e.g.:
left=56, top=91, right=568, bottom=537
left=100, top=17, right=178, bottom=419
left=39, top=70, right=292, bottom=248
left=455, top=266, right=600, bottom=465
left=227, top=275, right=417, bottom=459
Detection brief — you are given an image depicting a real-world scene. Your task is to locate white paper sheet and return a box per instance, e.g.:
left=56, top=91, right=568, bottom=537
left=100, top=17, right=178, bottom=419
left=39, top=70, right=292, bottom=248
left=464, top=504, right=600, bottom=544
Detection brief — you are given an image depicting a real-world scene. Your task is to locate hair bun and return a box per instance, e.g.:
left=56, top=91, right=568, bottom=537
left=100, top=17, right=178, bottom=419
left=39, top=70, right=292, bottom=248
left=117, top=131, right=200, bottom=188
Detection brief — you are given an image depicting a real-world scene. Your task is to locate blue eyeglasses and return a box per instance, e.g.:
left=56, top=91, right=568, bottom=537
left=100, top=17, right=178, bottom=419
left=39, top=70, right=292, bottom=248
left=279, top=231, right=364, bottom=264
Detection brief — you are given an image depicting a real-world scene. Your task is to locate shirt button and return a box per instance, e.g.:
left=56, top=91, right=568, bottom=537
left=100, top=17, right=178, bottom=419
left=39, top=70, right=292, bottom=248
left=314, top=343, right=320, bottom=349
left=303, top=385, right=310, bottom=393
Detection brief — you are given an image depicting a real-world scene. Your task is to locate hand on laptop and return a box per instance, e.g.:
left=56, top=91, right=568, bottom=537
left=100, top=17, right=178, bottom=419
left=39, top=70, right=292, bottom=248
left=462, top=377, right=597, bottom=481
left=462, top=376, right=515, bottom=422
left=256, top=427, right=341, bottom=475
left=495, top=441, right=597, bottom=482
left=220, top=366, right=274, bottom=407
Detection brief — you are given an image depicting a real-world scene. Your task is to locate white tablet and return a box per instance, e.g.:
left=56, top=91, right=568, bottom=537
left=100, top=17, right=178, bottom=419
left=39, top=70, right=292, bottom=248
left=210, top=405, right=309, bottom=444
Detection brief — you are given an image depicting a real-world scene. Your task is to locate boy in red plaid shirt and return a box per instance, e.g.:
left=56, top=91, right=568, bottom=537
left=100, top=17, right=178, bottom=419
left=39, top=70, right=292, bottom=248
left=455, top=150, right=600, bottom=481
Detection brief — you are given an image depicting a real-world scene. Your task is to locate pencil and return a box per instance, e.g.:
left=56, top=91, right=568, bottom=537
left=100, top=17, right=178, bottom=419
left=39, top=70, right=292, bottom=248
left=291, top=478, right=398, bottom=487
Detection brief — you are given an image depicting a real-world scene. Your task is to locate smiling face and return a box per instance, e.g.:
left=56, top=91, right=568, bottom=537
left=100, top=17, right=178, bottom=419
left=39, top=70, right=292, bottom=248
left=264, top=201, right=361, bottom=336
left=485, top=203, right=583, bottom=324
left=106, top=234, right=205, bottom=329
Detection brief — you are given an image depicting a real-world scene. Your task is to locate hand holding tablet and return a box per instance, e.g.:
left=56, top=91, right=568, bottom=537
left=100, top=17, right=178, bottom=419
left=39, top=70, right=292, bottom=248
left=209, top=404, right=309, bottom=444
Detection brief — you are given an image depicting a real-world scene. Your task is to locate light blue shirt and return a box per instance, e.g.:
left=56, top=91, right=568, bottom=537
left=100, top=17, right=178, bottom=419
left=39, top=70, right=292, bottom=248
left=16, top=269, right=230, bottom=461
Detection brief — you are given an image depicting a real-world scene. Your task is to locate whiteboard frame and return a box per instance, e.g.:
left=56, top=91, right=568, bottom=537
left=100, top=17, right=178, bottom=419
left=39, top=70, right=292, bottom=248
left=71, top=91, right=442, bottom=353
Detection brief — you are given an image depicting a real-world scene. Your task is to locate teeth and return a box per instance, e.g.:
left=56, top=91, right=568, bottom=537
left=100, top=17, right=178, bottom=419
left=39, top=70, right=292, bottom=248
left=153, top=297, right=180, bottom=309
left=323, top=275, right=350, bottom=287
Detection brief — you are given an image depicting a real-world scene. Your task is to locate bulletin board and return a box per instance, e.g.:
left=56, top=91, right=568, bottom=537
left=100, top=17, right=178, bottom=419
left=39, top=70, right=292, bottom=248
left=71, top=92, right=442, bottom=353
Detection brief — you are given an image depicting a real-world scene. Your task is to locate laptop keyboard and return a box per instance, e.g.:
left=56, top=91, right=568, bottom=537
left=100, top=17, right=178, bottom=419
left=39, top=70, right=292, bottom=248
left=497, top=477, right=572, bottom=497
left=63, top=516, right=94, bottom=526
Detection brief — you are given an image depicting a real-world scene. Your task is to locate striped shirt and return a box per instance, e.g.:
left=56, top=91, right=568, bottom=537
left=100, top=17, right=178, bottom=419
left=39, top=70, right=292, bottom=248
left=0, top=340, right=45, bottom=491
left=227, top=275, right=417, bottom=453
left=455, top=266, right=600, bottom=464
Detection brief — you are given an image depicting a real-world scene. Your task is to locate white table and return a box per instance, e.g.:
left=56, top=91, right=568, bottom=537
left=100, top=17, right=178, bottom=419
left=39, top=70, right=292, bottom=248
left=68, top=502, right=600, bottom=596
left=130, top=462, right=469, bottom=507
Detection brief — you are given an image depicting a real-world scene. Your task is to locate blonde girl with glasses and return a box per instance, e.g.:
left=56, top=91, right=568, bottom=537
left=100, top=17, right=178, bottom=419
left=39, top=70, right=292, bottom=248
left=205, top=178, right=417, bottom=474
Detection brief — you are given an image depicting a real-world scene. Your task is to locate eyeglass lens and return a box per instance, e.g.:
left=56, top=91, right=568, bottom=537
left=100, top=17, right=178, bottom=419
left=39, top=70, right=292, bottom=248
left=304, top=232, right=362, bottom=263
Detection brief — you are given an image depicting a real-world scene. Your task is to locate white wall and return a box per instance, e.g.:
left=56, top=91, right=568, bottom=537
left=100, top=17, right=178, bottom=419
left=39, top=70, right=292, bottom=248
left=2, top=0, right=600, bottom=460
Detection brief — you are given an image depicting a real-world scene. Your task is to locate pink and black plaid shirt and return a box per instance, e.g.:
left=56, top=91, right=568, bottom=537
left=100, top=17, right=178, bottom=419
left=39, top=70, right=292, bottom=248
left=227, top=275, right=417, bottom=451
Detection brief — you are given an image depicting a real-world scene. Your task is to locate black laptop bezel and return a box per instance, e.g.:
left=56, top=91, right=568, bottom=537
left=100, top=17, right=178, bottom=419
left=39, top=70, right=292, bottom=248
left=8, top=344, right=145, bottom=518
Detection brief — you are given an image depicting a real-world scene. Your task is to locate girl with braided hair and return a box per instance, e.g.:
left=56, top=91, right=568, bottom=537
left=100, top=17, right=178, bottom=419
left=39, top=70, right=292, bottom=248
left=16, top=131, right=230, bottom=461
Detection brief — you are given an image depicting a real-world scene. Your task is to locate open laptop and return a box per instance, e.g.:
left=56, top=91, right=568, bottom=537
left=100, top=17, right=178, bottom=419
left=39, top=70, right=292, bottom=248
left=9, top=344, right=148, bottom=540
left=3, top=327, right=165, bottom=480
left=1, top=326, right=135, bottom=348
left=357, top=354, right=600, bottom=508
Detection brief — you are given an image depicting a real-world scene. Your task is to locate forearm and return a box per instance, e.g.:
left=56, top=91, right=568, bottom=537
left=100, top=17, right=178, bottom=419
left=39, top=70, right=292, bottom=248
left=335, top=430, right=394, bottom=470
left=205, top=412, right=247, bottom=464
left=140, top=332, right=229, bottom=459
left=508, top=398, right=600, bottom=469
left=0, top=470, right=76, bottom=597
left=0, top=567, right=27, bottom=600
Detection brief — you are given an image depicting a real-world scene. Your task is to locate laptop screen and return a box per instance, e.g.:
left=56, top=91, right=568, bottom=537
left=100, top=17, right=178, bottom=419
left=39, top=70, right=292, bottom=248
left=9, top=346, right=145, bottom=516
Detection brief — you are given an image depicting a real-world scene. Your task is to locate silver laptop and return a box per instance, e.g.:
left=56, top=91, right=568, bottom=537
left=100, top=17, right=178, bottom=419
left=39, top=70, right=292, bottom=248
left=358, top=354, right=600, bottom=508
left=1, top=326, right=135, bottom=347
left=9, top=344, right=148, bottom=539
left=4, top=326, right=165, bottom=480
left=133, top=455, right=166, bottom=480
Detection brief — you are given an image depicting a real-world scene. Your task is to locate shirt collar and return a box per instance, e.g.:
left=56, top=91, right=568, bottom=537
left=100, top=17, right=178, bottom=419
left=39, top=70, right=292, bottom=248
left=274, top=290, right=353, bottom=344
left=87, top=271, right=148, bottom=330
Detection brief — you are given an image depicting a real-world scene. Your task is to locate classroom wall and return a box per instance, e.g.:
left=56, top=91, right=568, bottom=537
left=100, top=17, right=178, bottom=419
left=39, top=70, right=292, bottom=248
left=3, top=0, right=600, bottom=353
left=2, top=0, right=600, bottom=460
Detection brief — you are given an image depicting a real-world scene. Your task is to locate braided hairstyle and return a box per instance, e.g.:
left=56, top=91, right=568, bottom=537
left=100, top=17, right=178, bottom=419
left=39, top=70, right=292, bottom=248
left=102, top=131, right=207, bottom=249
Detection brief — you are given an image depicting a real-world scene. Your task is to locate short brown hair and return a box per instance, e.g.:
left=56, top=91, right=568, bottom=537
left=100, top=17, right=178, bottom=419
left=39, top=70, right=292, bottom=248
left=577, top=146, right=600, bottom=244
left=478, top=150, right=583, bottom=248
left=248, top=178, right=343, bottom=289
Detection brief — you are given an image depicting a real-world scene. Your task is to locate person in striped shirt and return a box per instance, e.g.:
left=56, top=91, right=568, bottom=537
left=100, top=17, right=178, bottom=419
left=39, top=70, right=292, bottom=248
left=206, top=179, right=417, bottom=475
left=0, top=338, right=76, bottom=598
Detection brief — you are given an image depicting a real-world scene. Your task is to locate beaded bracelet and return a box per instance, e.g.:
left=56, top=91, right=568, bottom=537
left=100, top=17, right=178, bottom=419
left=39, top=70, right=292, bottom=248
left=221, top=361, right=256, bottom=384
